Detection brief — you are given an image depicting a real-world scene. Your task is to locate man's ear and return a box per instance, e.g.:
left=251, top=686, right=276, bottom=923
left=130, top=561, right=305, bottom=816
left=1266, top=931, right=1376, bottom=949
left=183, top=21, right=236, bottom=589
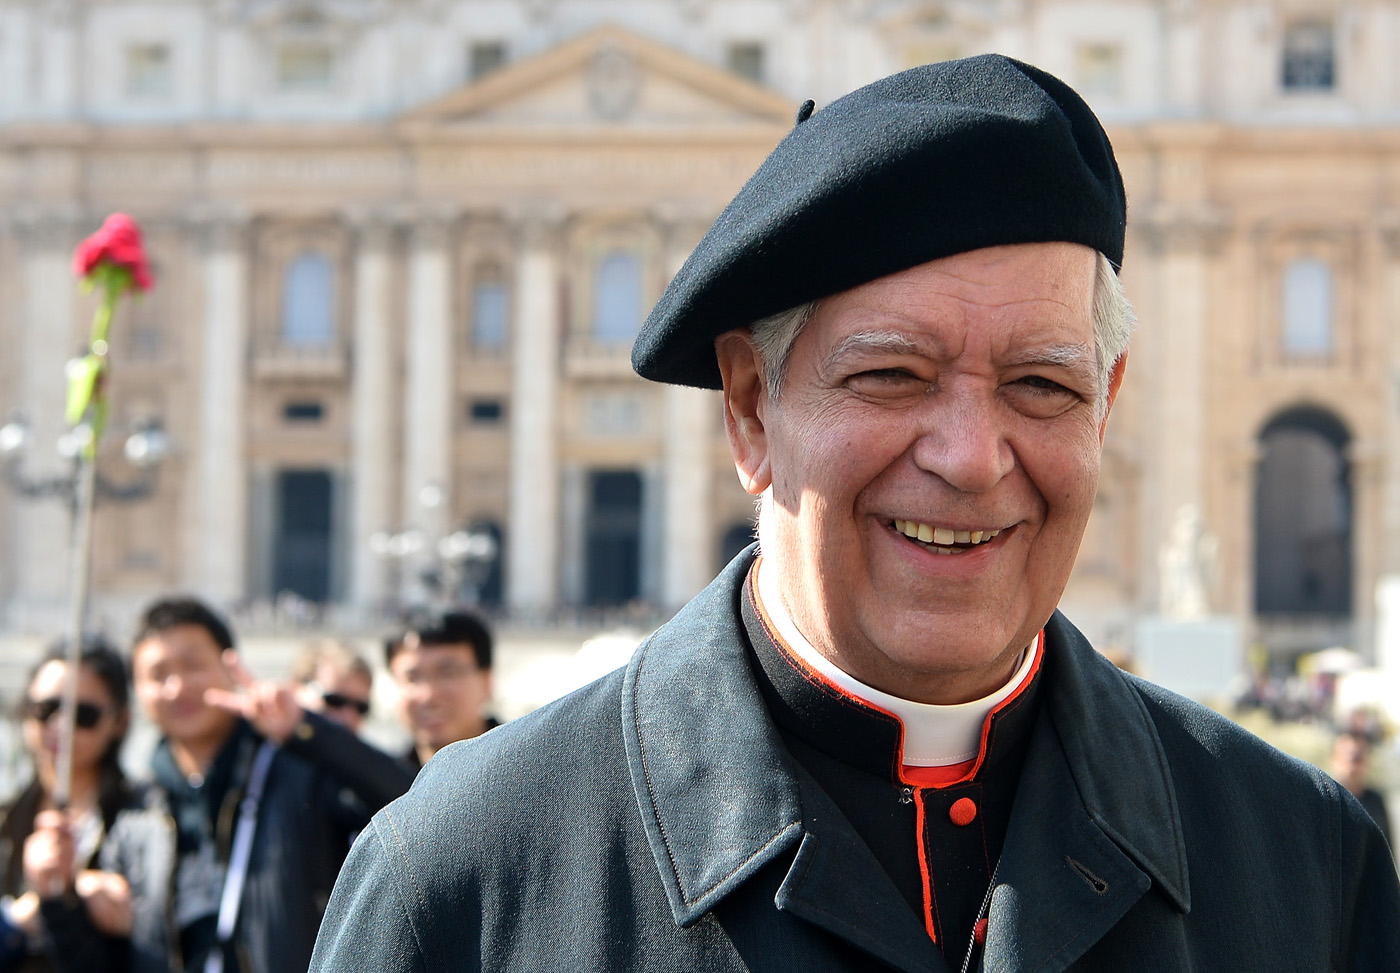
left=715, top=330, right=773, bottom=496
left=1099, top=351, right=1128, bottom=443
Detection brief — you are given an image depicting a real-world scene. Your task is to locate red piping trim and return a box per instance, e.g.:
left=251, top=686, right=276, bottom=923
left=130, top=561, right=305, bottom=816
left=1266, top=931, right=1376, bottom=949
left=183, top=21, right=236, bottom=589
left=915, top=790, right=939, bottom=944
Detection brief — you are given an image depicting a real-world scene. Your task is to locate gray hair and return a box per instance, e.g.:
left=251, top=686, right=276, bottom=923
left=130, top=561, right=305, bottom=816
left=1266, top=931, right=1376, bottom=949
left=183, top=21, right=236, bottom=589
left=749, top=251, right=1135, bottom=418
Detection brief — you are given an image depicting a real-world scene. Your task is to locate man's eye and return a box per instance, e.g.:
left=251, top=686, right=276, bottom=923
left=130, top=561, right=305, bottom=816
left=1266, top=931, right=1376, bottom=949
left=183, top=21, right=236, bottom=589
left=847, top=368, right=924, bottom=389
left=1015, top=375, right=1073, bottom=396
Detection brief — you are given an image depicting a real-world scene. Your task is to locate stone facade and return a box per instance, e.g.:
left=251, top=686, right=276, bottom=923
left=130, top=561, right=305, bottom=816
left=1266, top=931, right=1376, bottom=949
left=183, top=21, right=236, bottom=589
left=0, top=0, right=1396, bottom=664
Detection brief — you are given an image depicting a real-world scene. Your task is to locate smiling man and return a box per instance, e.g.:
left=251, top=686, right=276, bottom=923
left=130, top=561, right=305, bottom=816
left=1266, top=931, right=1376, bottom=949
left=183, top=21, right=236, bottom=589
left=313, top=55, right=1399, bottom=972
left=384, top=610, right=497, bottom=773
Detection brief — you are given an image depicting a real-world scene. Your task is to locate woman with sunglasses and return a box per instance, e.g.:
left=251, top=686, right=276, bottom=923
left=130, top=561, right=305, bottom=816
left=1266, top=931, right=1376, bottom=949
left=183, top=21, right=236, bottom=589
left=0, top=638, right=136, bottom=971
left=290, top=640, right=375, bottom=735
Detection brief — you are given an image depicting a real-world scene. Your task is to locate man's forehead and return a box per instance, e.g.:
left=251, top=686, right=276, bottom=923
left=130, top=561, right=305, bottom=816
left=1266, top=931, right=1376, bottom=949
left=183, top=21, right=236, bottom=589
left=134, top=624, right=224, bottom=661
left=393, top=642, right=477, bottom=666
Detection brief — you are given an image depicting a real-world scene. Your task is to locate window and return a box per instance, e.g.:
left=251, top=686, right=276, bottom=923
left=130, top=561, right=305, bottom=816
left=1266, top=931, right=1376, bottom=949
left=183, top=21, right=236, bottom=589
left=471, top=266, right=509, bottom=352
left=283, top=401, right=324, bottom=422
left=1075, top=43, right=1122, bottom=99
left=1282, top=21, right=1334, bottom=91
left=277, top=43, right=334, bottom=92
left=726, top=42, right=765, bottom=83
left=1282, top=258, right=1333, bottom=354
left=468, top=41, right=507, bottom=81
left=593, top=252, right=642, bottom=345
left=281, top=253, right=335, bottom=346
left=126, top=43, right=172, bottom=98
left=469, top=399, right=504, bottom=423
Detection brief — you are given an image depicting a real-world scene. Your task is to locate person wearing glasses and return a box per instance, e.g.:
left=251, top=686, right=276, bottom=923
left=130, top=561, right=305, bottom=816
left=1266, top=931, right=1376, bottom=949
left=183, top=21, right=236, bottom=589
left=290, top=641, right=375, bottom=736
left=0, top=638, right=137, bottom=972
left=384, top=610, right=496, bottom=773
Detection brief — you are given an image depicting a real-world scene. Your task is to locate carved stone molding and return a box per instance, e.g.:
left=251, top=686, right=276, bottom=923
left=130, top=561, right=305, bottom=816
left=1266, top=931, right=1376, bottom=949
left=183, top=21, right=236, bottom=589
left=1134, top=207, right=1231, bottom=256
left=8, top=203, right=86, bottom=251
left=587, top=45, right=642, bottom=121
left=341, top=204, right=402, bottom=252
left=405, top=206, right=461, bottom=252
left=187, top=206, right=252, bottom=254
left=505, top=201, right=568, bottom=252
left=651, top=200, right=715, bottom=258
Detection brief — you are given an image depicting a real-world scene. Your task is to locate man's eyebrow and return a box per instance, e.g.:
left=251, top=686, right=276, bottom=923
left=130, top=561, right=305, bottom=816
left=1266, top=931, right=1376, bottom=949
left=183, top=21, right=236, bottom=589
left=1005, top=341, right=1095, bottom=370
left=822, top=329, right=936, bottom=367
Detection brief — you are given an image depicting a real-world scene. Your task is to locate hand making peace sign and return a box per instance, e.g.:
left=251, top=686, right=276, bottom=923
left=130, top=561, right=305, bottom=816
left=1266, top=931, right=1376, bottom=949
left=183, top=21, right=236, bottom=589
left=204, top=650, right=304, bottom=745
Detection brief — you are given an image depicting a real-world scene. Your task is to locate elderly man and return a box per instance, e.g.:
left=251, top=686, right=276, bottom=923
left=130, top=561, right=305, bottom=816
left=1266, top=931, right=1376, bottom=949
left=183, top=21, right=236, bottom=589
left=312, top=55, right=1399, bottom=972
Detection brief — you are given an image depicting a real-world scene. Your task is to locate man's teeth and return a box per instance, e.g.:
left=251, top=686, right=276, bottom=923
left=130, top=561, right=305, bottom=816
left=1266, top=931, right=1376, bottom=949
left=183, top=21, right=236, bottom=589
left=893, top=519, right=1001, bottom=549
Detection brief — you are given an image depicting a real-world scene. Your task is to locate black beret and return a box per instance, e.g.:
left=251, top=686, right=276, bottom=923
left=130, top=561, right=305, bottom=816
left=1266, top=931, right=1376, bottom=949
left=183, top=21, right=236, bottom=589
left=632, top=54, right=1126, bottom=389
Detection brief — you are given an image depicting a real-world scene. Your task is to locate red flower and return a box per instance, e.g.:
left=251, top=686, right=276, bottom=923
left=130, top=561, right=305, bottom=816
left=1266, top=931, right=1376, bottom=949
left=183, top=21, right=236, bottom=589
left=73, top=212, right=154, bottom=290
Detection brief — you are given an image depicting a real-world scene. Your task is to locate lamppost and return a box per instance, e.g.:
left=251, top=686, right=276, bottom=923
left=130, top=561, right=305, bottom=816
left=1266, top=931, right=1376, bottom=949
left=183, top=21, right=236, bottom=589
left=370, top=485, right=499, bottom=610
left=0, top=414, right=169, bottom=506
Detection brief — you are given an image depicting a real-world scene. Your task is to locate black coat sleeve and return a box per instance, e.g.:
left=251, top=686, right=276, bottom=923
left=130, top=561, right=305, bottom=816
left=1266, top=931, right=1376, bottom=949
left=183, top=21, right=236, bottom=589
left=280, top=711, right=415, bottom=814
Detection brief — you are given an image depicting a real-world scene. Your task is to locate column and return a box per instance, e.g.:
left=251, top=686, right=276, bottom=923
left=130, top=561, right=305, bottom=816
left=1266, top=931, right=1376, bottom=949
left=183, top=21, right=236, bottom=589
left=189, top=212, right=251, bottom=605
left=402, top=215, right=455, bottom=604
left=9, top=208, right=82, bottom=626
left=506, top=208, right=563, bottom=614
left=1139, top=206, right=1225, bottom=612
left=657, top=209, right=718, bottom=608
left=347, top=213, right=397, bottom=613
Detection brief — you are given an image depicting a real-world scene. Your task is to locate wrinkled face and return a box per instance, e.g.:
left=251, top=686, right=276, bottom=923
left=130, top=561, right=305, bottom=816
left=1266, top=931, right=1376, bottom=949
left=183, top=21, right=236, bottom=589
left=717, top=242, right=1124, bottom=704
left=389, top=644, right=492, bottom=756
left=22, top=660, right=126, bottom=779
left=132, top=625, right=238, bottom=748
left=297, top=663, right=373, bottom=734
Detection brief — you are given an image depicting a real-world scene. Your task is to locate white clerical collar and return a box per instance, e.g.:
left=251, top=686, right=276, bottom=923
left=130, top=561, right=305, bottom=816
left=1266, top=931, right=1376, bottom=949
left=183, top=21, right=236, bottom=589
left=754, top=556, right=1038, bottom=767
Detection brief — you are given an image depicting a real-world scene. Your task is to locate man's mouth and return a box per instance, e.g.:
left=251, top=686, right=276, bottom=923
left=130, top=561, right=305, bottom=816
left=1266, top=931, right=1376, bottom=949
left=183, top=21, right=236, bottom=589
left=892, top=518, right=1002, bottom=555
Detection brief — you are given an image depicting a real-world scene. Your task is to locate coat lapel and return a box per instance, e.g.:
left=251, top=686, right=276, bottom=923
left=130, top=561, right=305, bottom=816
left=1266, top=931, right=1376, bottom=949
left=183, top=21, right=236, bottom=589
left=981, top=613, right=1190, bottom=972
left=622, top=550, right=805, bottom=926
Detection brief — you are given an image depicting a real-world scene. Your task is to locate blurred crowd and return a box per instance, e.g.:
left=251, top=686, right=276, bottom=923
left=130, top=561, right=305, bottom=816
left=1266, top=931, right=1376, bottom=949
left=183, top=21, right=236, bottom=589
left=0, top=596, right=497, bottom=973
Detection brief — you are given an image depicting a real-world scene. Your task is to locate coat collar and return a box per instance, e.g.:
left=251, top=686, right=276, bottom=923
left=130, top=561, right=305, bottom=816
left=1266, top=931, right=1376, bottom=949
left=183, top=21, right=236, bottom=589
left=623, top=549, right=1190, bottom=963
left=1038, top=610, right=1191, bottom=914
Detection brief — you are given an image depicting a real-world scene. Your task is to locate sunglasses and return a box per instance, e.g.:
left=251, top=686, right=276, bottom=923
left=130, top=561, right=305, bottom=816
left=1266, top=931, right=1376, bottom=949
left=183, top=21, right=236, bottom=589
left=23, top=698, right=106, bottom=729
left=322, top=693, right=370, bottom=716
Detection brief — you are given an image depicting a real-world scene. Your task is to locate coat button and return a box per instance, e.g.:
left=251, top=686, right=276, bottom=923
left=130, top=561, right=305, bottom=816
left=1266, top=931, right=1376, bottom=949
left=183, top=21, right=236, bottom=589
left=949, top=797, right=977, bottom=826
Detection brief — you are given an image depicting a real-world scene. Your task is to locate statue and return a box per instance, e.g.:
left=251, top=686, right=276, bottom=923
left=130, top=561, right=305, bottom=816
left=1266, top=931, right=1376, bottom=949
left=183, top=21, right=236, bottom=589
left=1159, top=504, right=1219, bottom=621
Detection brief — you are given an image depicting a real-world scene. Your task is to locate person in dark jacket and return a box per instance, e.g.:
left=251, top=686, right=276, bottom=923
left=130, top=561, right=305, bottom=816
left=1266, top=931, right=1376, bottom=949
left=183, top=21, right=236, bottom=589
left=0, top=638, right=137, bottom=973
left=385, top=610, right=498, bottom=773
left=311, top=54, right=1400, bottom=972
left=45, top=597, right=414, bottom=973
left=1329, top=728, right=1393, bottom=849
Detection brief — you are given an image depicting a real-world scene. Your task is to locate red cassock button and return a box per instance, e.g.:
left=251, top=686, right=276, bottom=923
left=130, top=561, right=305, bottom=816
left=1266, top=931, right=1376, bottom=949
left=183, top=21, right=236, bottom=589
left=949, top=797, right=978, bottom=826
left=973, top=917, right=988, bottom=945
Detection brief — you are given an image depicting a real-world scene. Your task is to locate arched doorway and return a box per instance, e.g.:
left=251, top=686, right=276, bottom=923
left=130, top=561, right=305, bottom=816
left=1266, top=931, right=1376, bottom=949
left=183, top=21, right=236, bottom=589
left=1253, top=407, right=1352, bottom=617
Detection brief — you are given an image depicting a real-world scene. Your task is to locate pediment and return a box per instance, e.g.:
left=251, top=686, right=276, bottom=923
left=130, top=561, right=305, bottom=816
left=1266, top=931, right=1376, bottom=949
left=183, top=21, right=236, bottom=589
left=400, top=23, right=796, bottom=132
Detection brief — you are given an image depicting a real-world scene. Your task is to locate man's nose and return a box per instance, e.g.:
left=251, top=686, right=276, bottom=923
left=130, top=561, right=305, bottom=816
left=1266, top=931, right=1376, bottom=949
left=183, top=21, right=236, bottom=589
left=909, top=392, right=1014, bottom=493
